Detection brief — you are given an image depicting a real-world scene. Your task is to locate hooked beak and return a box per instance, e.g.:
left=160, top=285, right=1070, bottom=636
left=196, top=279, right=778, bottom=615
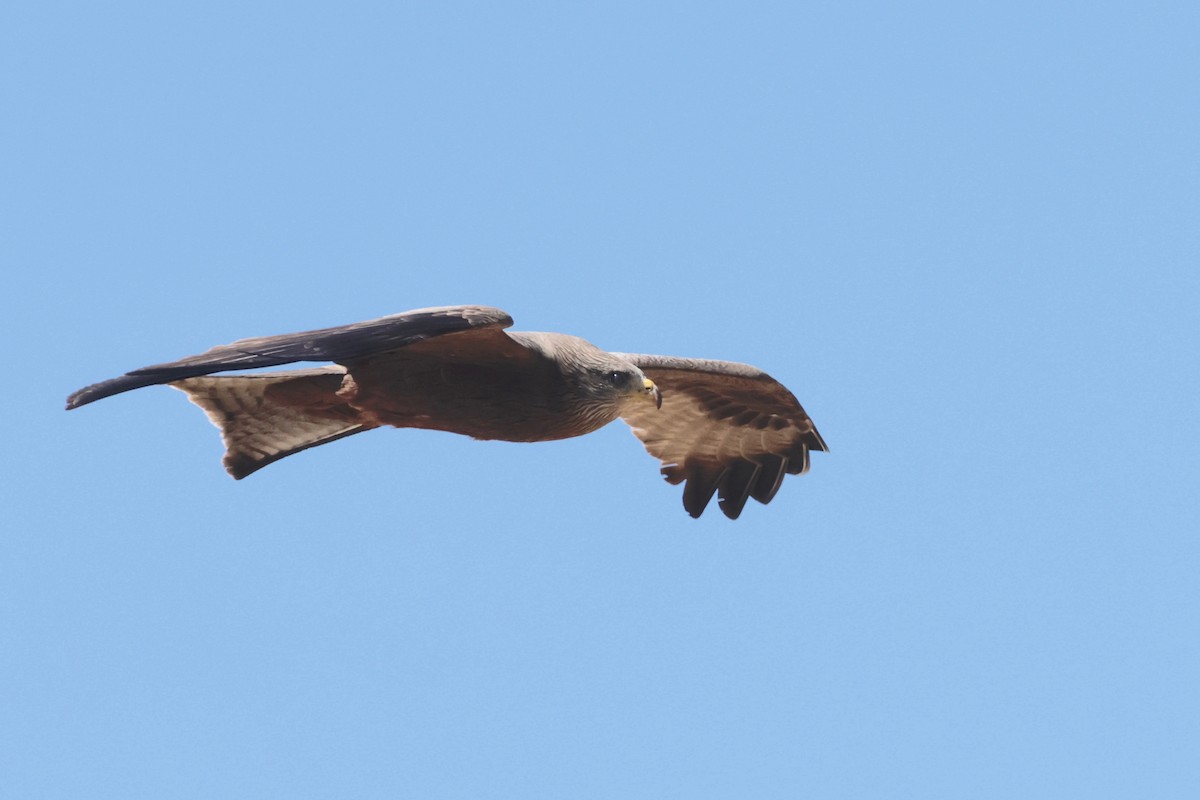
left=643, top=377, right=663, bottom=409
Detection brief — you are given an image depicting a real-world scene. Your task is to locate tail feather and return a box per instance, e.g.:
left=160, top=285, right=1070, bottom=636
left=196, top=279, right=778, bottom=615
left=172, top=371, right=371, bottom=479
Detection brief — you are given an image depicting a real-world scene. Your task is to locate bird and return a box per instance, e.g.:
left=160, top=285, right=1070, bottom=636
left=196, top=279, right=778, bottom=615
left=66, top=305, right=826, bottom=519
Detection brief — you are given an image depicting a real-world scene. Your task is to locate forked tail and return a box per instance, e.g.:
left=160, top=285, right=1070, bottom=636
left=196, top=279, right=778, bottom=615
left=172, top=370, right=371, bottom=479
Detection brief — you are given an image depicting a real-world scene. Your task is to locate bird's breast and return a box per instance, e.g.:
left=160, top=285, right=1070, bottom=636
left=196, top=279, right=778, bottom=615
left=339, top=360, right=613, bottom=442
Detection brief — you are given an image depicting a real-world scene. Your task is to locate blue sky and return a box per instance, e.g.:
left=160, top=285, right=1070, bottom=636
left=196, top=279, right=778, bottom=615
left=3, top=1, right=1198, bottom=797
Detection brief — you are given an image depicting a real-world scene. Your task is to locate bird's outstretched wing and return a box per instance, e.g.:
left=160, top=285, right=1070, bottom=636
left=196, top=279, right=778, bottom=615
left=614, top=354, right=826, bottom=519
left=66, top=305, right=513, bottom=409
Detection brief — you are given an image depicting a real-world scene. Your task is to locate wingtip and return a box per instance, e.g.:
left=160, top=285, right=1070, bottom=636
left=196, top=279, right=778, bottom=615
left=716, top=502, right=743, bottom=520
left=65, top=388, right=92, bottom=410
left=808, top=425, right=829, bottom=453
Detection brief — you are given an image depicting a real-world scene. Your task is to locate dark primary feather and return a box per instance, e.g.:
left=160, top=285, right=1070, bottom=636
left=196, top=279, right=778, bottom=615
left=716, top=460, right=761, bottom=519
left=66, top=305, right=511, bottom=409
left=616, top=354, right=827, bottom=519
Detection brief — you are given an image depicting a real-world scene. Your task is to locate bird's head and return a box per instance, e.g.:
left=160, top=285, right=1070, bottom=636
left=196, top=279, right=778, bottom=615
left=529, top=334, right=662, bottom=421
left=581, top=363, right=662, bottom=410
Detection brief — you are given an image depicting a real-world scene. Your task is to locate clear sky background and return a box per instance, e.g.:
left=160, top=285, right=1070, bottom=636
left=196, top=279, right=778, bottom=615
left=3, top=2, right=1198, bottom=798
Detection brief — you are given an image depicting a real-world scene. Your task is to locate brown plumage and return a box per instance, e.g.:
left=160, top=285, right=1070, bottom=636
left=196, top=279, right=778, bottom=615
left=66, top=305, right=826, bottom=519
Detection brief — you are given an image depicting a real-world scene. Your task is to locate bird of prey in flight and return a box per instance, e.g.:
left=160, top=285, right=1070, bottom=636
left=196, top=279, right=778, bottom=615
left=67, top=305, right=826, bottom=519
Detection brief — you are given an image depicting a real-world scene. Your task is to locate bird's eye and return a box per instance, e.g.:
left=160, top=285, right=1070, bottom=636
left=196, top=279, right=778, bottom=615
left=607, top=370, right=625, bottom=385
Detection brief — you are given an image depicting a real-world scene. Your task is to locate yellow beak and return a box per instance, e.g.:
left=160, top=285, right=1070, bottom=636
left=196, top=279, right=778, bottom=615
left=643, top=378, right=663, bottom=409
